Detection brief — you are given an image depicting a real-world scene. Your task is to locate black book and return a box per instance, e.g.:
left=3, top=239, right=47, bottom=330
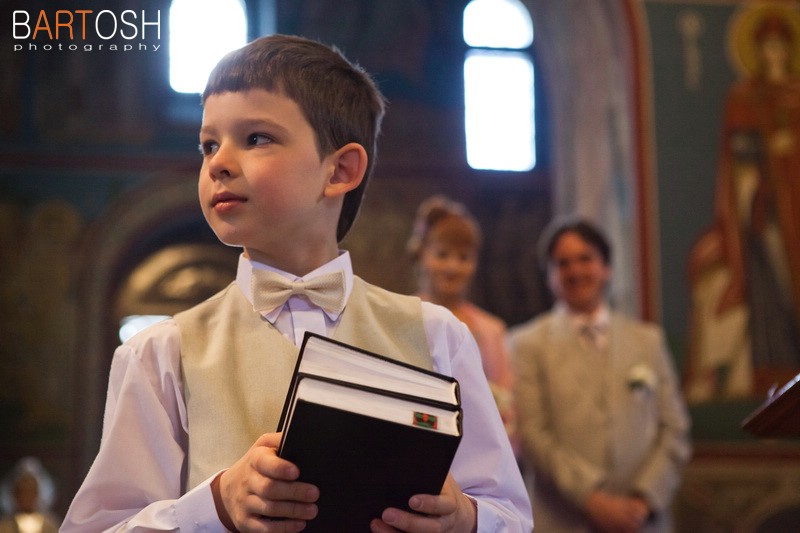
left=277, top=332, right=463, bottom=531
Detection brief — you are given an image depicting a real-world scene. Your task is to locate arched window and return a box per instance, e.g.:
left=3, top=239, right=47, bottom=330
left=463, top=0, right=535, bottom=171
left=169, top=0, right=248, bottom=94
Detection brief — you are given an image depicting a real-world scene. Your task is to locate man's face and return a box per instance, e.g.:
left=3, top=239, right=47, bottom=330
left=547, top=231, right=610, bottom=314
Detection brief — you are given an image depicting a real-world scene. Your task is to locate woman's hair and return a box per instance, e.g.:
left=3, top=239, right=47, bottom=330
left=406, top=195, right=481, bottom=261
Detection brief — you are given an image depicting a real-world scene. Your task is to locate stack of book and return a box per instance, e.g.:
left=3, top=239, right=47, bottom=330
left=278, top=332, right=463, bottom=531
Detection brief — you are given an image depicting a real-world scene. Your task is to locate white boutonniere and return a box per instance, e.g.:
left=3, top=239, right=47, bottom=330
left=627, top=363, right=657, bottom=391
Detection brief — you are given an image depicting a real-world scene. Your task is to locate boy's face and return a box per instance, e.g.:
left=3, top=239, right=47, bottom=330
left=547, top=231, right=610, bottom=314
left=199, top=89, right=340, bottom=264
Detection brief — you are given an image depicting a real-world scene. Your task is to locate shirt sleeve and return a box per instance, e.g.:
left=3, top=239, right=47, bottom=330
left=422, top=303, right=534, bottom=533
left=60, top=319, right=227, bottom=532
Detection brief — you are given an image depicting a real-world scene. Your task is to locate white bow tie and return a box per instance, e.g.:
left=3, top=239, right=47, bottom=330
left=251, top=270, right=346, bottom=315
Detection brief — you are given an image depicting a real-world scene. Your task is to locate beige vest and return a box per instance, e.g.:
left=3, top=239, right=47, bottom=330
left=174, top=276, right=432, bottom=490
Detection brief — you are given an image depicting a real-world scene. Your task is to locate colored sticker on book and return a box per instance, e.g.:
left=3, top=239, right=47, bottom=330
left=413, top=411, right=438, bottom=430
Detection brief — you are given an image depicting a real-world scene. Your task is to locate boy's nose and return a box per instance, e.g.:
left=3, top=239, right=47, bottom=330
left=207, top=146, right=240, bottom=180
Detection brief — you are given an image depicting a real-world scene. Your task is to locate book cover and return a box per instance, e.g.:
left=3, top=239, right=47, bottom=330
left=276, top=333, right=463, bottom=531
left=279, top=378, right=462, bottom=531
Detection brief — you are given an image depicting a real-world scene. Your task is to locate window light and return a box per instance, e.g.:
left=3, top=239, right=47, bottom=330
left=464, top=50, right=535, bottom=171
left=463, top=0, right=535, bottom=171
left=169, top=0, right=247, bottom=94
left=463, top=0, right=533, bottom=49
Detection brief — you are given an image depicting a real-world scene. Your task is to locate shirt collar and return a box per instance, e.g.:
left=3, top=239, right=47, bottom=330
left=236, top=251, right=354, bottom=322
left=555, top=301, right=610, bottom=332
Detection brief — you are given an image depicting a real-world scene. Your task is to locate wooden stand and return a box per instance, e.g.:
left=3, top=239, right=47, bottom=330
left=742, top=373, right=800, bottom=438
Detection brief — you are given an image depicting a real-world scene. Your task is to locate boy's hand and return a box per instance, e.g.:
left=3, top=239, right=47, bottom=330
left=369, top=474, right=477, bottom=533
left=216, top=433, right=319, bottom=532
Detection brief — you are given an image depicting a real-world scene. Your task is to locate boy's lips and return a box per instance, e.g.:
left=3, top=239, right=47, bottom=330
left=211, top=191, right=247, bottom=211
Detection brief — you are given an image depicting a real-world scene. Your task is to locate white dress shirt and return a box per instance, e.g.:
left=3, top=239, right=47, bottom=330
left=62, top=252, right=532, bottom=532
left=561, top=302, right=611, bottom=353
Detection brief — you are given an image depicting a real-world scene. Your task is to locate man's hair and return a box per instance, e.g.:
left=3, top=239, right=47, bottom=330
left=203, top=34, right=387, bottom=241
left=537, top=216, right=612, bottom=269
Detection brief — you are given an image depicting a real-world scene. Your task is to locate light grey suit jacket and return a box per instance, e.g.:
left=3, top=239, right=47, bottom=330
left=509, top=307, right=692, bottom=533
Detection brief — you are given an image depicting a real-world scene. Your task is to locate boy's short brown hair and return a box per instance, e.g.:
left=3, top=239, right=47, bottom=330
left=203, top=34, right=387, bottom=241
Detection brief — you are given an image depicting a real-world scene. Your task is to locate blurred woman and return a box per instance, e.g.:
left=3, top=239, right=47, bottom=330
left=408, top=195, right=517, bottom=450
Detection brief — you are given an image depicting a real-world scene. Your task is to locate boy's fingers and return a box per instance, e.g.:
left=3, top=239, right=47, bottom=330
left=251, top=445, right=300, bottom=481
left=241, top=516, right=308, bottom=533
left=380, top=507, right=452, bottom=532
left=407, top=493, right=456, bottom=516
left=250, top=478, right=319, bottom=503
left=257, top=499, right=319, bottom=521
left=254, top=432, right=282, bottom=448
left=405, top=476, right=460, bottom=517
left=244, top=493, right=318, bottom=521
left=369, top=517, right=400, bottom=532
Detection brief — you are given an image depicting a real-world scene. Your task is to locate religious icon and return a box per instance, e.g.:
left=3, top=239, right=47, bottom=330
left=685, top=1, right=800, bottom=403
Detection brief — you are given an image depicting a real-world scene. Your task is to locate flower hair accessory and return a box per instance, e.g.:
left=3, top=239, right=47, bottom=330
left=627, top=363, right=657, bottom=391
left=406, top=195, right=481, bottom=259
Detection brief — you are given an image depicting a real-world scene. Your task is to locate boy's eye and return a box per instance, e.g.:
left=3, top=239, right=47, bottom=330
left=199, top=141, right=219, bottom=156
left=247, top=133, right=272, bottom=146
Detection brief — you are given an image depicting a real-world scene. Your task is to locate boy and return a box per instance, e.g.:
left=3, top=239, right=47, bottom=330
left=62, top=35, right=532, bottom=532
left=509, top=217, right=690, bottom=533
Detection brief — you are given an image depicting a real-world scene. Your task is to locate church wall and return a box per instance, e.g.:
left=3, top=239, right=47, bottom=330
left=645, top=1, right=800, bottom=530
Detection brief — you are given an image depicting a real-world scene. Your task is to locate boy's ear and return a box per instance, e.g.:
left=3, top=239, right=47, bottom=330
left=324, top=143, right=368, bottom=198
